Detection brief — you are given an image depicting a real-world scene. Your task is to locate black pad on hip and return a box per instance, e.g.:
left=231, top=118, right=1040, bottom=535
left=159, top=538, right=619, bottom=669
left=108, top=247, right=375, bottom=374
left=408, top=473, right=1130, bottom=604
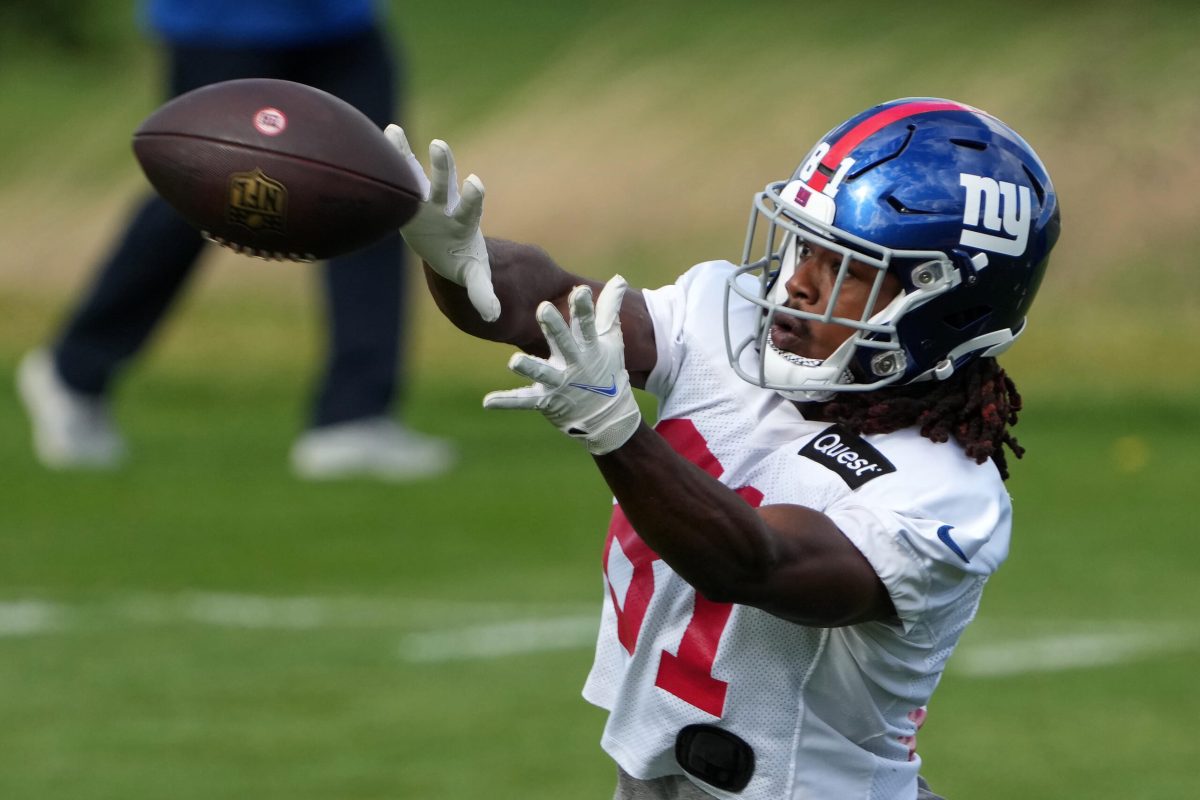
left=674, top=724, right=755, bottom=793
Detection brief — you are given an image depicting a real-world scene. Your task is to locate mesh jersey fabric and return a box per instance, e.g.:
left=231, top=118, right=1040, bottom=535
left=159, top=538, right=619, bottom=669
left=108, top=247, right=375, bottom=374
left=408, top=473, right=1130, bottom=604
left=582, top=261, right=1009, bottom=799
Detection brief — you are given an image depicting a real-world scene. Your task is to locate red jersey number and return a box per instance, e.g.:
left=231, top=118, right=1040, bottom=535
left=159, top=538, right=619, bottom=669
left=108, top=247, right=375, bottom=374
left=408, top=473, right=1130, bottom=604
left=602, top=419, right=763, bottom=717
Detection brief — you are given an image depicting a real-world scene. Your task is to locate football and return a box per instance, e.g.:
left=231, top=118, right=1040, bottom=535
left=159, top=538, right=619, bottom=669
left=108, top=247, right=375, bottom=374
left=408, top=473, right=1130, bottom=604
left=132, top=78, right=421, bottom=261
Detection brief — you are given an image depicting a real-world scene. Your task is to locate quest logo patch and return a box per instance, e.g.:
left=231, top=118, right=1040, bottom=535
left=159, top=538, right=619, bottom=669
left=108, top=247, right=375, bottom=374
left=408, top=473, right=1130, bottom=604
left=798, top=425, right=896, bottom=489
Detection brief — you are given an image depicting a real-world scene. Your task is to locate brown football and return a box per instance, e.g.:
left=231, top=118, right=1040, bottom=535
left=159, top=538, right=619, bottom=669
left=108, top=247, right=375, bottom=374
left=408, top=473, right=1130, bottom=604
left=132, top=78, right=420, bottom=261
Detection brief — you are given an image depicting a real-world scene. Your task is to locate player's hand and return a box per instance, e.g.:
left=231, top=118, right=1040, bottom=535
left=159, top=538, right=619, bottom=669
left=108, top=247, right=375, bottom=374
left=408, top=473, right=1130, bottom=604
left=483, top=275, right=641, bottom=455
left=385, top=125, right=501, bottom=322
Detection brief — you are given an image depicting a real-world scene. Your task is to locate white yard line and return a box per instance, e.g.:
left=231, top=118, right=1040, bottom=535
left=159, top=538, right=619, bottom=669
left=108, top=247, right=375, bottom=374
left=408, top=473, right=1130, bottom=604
left=0, top=600, right=63, bottom=637
left=2, top=594, right=1196, bottom=678
left=0, top=592, right=596, bottom=637
left=110, top=592, right=593, bottom=629
left=397, top=615, right=600, bottom=663
left=951, top=624, right=1200, bottom=678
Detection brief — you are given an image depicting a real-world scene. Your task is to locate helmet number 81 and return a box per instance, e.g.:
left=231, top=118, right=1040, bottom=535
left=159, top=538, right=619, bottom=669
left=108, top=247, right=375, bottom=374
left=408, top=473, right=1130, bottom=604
left=797, top=142, right=855, bottom=197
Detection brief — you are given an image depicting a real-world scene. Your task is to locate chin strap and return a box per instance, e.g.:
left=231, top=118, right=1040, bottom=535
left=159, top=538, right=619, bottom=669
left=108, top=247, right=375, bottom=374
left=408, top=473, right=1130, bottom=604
left=922, top=325, right=1022, bottom=382
left=761, top=331, right=856, bottom=402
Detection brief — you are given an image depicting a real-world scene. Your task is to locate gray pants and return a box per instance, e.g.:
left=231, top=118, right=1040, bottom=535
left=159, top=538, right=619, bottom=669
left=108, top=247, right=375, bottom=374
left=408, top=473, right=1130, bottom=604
left=613, top=766, right=947, bottom=799
left=612, top=767, right=719, bottom=800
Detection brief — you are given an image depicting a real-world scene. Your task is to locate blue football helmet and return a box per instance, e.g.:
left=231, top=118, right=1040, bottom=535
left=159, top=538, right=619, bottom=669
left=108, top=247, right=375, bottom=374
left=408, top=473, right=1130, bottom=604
left=726, top=97, right=1060, bottom=401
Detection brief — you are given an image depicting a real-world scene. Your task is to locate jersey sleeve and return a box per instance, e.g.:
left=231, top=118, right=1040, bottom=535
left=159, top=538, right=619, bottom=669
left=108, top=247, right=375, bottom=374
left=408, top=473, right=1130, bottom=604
left=641, top=261, right=733, bottom=400
left=823, top=442, right=1012, bottom=633
left=640, top=281, right=686, bottom=400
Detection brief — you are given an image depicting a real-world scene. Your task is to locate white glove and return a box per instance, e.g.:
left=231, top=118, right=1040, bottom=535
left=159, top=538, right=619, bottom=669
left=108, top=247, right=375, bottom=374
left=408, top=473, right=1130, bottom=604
left=483, top=275, right=641, bottom=455
left=385, top=124, right=501, bottom=322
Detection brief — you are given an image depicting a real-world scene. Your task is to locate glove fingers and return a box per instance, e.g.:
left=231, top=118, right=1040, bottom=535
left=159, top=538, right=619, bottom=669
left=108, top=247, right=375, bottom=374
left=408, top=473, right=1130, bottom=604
left=386, top=125, right=431, bottom=200
left=508, top=352, right=565, bottom=388
left=428, top=140, right=461, bottom=209
left=482, top=386, right=544, bottom=410
left=457, top=175, right=486, bottom=230
left=464, top=265, right=502, bottom=322
left=569, top=285, right=597, bottom=346
left=536, top=301, right=581, bottom=363
left=384, top=124, right=414, bottom=158
left=595, top=274, right=629, bottom=335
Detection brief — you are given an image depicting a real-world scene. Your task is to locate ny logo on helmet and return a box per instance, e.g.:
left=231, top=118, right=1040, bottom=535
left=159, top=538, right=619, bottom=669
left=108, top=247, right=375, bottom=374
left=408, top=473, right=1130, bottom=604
left=958, top=173, right=1031, bottom=258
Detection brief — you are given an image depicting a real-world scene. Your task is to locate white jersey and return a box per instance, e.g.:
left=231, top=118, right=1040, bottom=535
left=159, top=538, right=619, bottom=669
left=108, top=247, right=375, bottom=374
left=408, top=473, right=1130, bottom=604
left=582, top=261, right=1011, bottom=800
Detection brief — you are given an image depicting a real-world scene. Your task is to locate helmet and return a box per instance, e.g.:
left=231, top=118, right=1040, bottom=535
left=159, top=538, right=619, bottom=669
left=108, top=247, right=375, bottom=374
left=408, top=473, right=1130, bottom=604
left=726, top=97, right=1060, bottom=401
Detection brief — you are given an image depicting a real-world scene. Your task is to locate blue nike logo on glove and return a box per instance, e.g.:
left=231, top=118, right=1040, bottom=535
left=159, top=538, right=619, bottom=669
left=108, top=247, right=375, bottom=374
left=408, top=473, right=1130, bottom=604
left=937, top=524, right=970, bottom=563
left=567, top=375, right=619, bottom=397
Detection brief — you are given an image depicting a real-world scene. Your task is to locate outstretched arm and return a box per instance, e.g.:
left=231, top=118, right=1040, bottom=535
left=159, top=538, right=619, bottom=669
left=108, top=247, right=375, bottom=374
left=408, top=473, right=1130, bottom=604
left=491, top=279, right=895, bottom=628
left=423, top=239, right=656, bottom=378
left=422, top=238, right=590, bottom=355
left=594, top=424, right=896, bottom=627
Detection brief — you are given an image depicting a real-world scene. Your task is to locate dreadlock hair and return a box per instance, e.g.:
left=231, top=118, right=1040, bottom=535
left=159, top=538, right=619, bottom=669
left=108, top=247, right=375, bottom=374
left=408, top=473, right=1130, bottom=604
left=806, top=357, right=1025, bottom=480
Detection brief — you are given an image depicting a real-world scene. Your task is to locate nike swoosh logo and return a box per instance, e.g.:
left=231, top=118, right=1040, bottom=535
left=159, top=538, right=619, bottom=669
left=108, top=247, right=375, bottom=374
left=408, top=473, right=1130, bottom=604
left=937, top=524, right=970, bottom=563
left=567, top=375, right=619, bottom=397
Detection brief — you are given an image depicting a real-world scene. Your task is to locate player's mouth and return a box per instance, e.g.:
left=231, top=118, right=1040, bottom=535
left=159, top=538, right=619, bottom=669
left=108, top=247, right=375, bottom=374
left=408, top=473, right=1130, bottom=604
left=768, top=312, right=810, bottom=358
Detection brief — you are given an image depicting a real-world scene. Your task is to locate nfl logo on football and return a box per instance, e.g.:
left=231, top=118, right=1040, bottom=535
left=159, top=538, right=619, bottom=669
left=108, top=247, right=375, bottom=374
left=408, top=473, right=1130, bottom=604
left=227, top=168, right=287, bottom=233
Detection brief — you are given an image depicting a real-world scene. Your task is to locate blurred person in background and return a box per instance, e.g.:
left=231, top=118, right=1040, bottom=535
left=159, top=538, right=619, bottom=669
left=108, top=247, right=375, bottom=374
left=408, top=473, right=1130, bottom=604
left=16, top=0, right=454, bottom=481
left=391, top=95, right=1059, bottom=799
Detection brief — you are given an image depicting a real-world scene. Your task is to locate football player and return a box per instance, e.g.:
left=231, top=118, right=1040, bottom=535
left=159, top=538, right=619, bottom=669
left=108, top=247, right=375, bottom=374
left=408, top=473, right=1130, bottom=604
left=390, top=97, right=1059, bottom=799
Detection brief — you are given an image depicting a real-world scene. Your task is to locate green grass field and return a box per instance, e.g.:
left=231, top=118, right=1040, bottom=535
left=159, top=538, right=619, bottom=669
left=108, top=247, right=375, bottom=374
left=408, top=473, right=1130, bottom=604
left=2, top=362, right=1197, bottom=799
left=1, top=1, right=1198, bottom=798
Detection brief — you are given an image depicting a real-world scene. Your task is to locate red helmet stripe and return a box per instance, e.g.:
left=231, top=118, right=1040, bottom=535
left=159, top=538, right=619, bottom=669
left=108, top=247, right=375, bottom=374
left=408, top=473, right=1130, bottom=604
left=807, top=100, right=976, bottom=191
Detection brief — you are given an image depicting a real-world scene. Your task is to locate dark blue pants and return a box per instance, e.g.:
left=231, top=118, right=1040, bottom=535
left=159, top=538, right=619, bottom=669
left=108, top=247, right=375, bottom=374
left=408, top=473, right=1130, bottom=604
left=54, top=26, right=407, bottom=428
